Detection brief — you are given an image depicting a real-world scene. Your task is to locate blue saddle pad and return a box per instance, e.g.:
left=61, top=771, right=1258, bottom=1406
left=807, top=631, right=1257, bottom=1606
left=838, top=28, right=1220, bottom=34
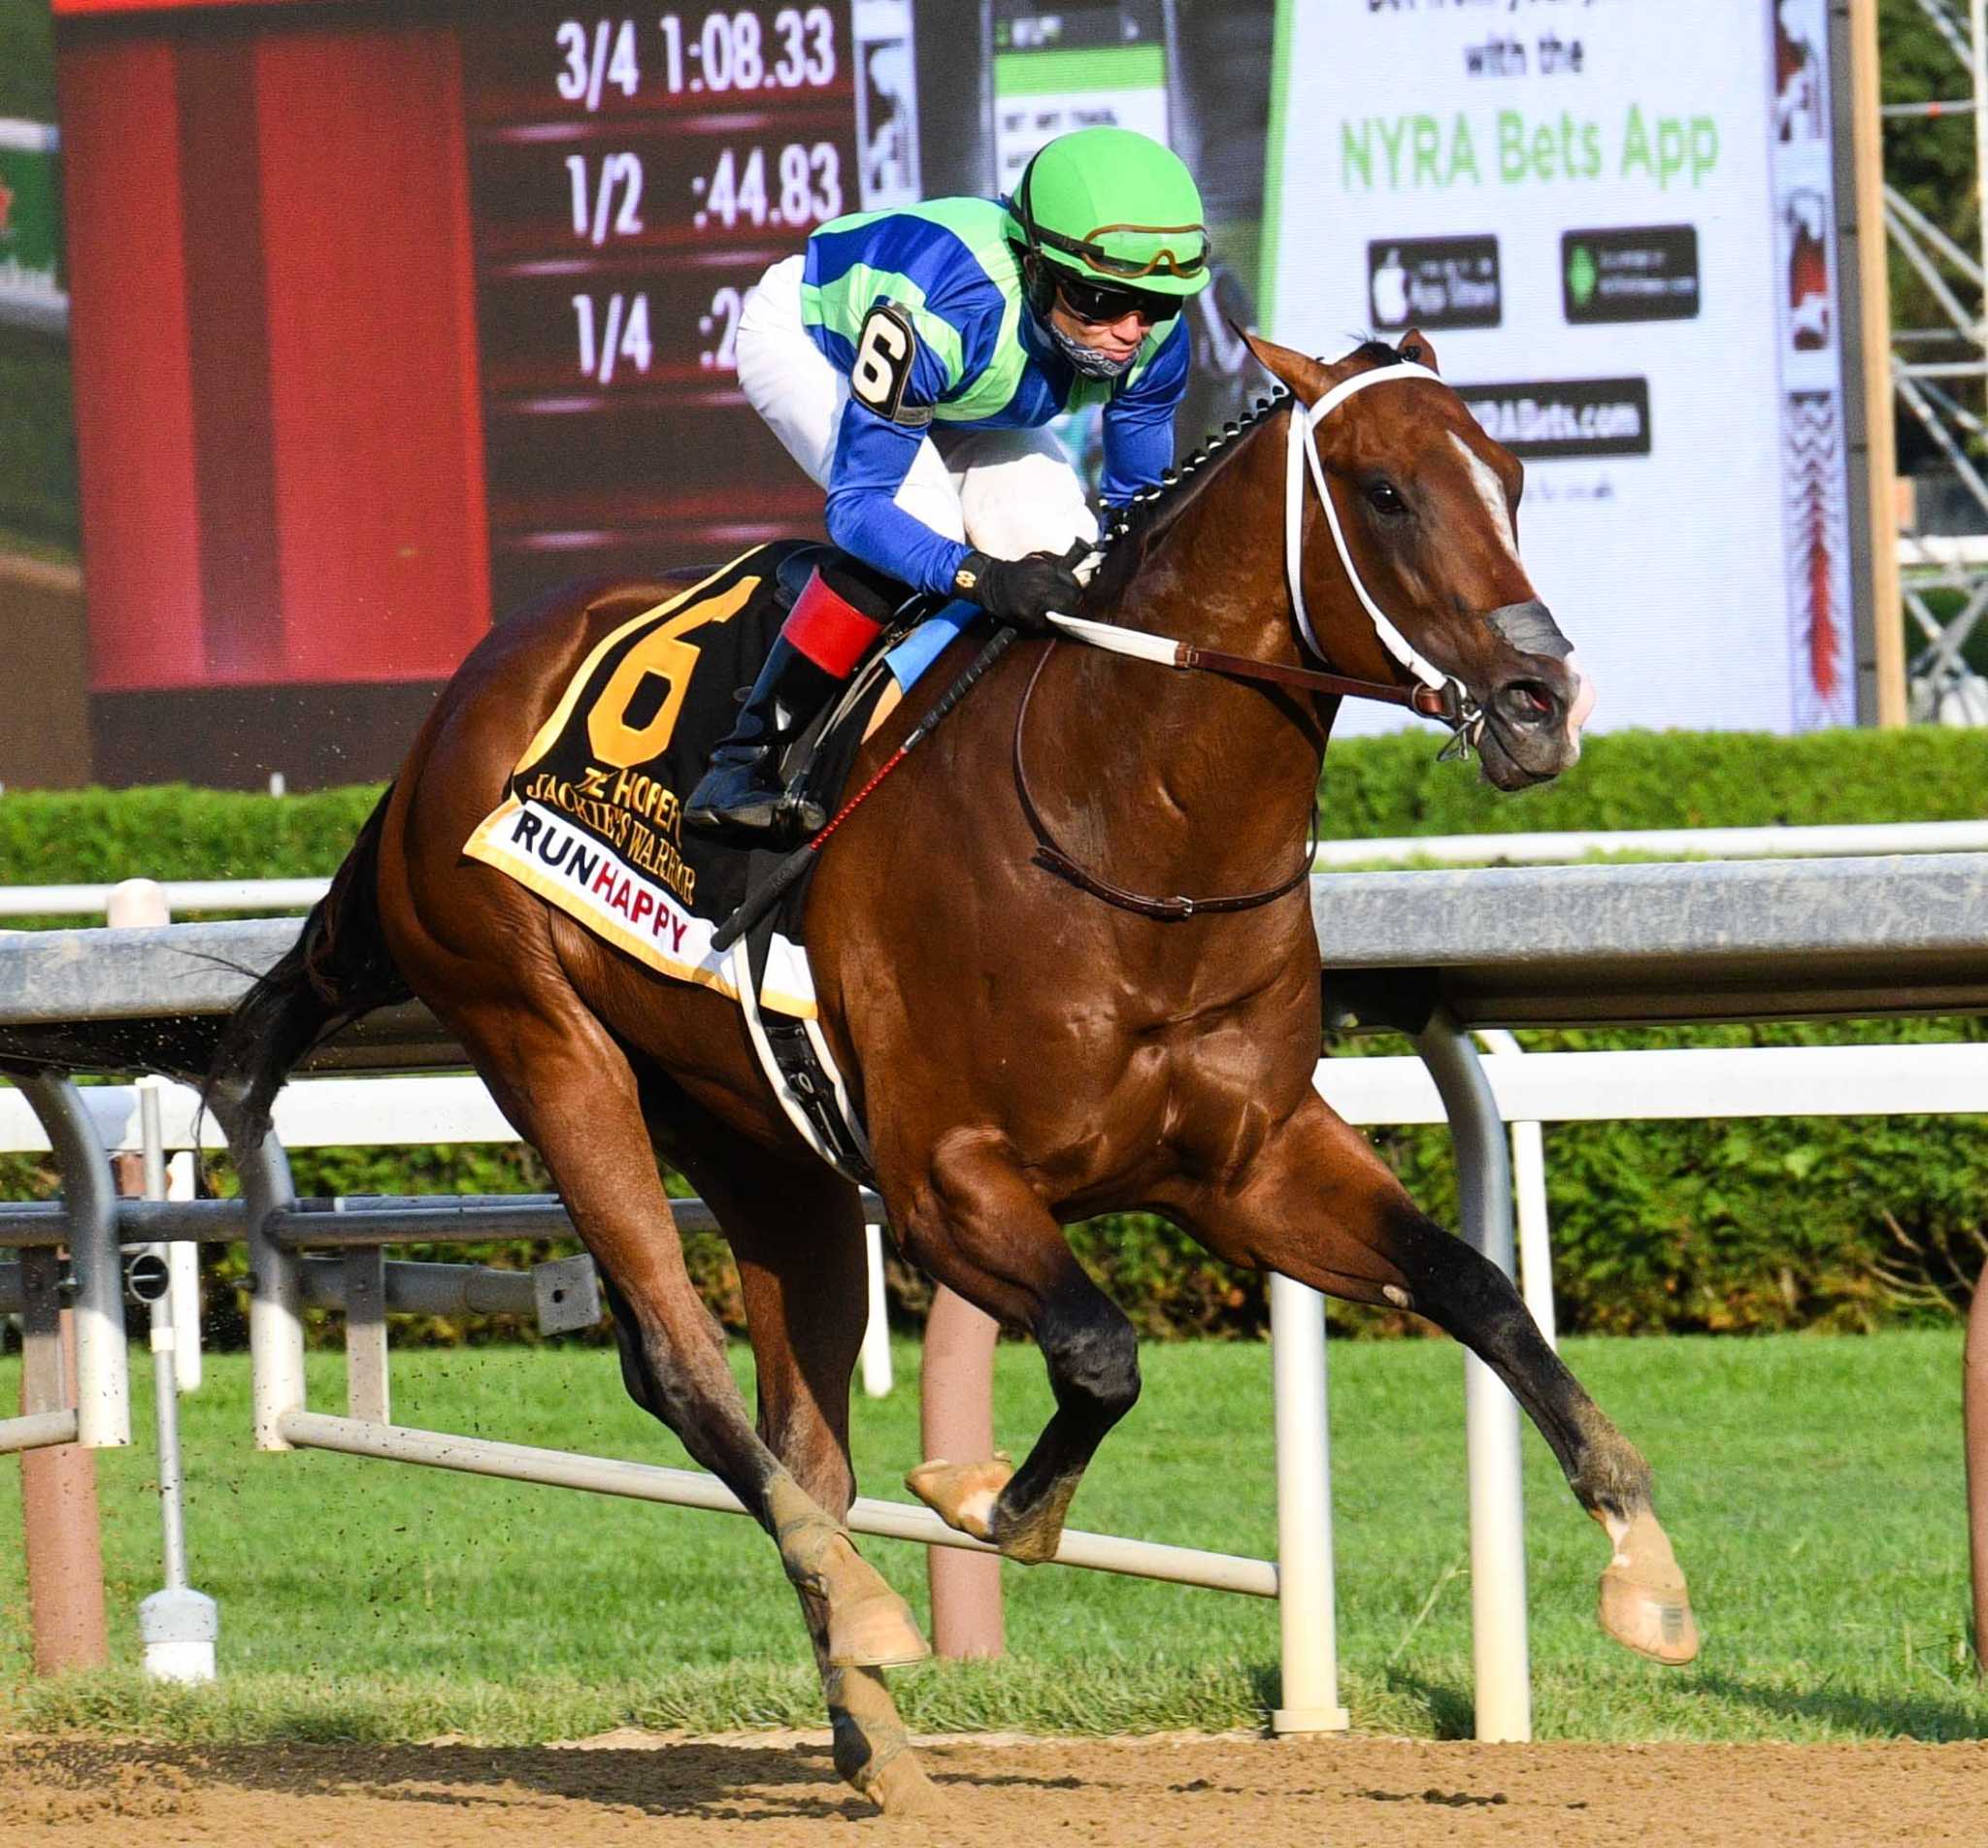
left=885, top=598, right=979, bottom=693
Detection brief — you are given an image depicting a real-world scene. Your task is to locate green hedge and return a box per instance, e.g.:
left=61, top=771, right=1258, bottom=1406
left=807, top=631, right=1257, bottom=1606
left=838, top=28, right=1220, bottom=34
left=0, top=732, right=1982, bottom=1342
left=0, top=783, right=383, bottom=886
left=1312, top=724, right=1988, bottom=840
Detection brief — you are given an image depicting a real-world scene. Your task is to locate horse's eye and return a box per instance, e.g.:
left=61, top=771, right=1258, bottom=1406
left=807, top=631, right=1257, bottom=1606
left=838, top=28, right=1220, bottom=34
left=1366, top=481, right=1408, bottom=517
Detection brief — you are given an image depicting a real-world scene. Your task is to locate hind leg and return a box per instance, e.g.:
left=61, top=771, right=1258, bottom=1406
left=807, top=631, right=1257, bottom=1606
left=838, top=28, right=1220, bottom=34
left=421, top=980, right=927, bottom=1681
left=890, top=1128, right=1141, bottom=1566
left=1180, top=1093, right=1697, bottom=1665
left=672, top=1118, right=942, bottom=1818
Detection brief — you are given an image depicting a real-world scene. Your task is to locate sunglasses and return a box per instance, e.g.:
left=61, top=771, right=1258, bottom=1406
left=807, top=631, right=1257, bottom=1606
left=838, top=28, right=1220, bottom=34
left=1053, top=271, right=1179, bottom=327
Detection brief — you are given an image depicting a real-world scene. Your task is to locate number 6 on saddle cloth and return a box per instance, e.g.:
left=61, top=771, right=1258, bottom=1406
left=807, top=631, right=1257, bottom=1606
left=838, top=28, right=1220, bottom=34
left=463, top=538, right=966, bottom=1173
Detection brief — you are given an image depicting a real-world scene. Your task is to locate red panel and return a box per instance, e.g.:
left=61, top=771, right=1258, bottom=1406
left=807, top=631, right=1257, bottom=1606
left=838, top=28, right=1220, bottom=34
left=55, top=40, right=207, bottom=695
left=178, top=34, right=283, bottom=682
left=53, top=0, right=343, bottom=16
left=254, top=26, right=489, bottom=683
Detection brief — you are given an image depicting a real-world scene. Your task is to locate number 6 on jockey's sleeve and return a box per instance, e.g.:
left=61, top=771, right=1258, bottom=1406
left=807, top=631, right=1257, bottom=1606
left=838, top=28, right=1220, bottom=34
left=849, top=305, right=928, bottom=429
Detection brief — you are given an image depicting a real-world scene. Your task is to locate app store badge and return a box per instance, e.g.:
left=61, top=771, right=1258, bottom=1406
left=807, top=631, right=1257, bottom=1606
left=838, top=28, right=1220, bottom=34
left=1367, top=236, right=1501, bottom=331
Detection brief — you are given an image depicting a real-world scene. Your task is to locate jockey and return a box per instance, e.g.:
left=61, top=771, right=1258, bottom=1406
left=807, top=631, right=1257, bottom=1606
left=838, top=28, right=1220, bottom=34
left=685, top=124, right=1211, bottom=842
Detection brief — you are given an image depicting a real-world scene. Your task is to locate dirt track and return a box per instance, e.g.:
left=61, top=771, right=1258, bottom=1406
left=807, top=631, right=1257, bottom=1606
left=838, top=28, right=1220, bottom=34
left=6, top=1732, right=1988, bottom=1846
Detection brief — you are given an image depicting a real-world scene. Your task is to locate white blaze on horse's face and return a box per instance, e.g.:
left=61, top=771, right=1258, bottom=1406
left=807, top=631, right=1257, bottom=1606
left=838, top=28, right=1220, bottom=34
left=1450, top=432, right=1519, bottom=558
left=1447, top=431, right=1597, bottom=756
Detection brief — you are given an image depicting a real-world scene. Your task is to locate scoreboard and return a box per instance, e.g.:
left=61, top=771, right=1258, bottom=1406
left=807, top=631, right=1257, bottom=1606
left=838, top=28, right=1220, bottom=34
left=462, top=4, right=876, bottom=610
left=50, top=0, right=929, bottom=785
left=45, top=0, right=1243, bottom=785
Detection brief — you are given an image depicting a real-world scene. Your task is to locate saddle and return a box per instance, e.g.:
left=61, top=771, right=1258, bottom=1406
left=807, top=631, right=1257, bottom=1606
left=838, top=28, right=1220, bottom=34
left=464, top=540, right=951, bottom=1184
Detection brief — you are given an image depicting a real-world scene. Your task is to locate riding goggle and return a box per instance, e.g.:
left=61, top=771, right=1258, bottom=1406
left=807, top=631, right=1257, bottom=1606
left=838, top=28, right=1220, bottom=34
left=1034, top=220, right=1210, bottom=282
left=1052, top=271, right=1180, bottom=327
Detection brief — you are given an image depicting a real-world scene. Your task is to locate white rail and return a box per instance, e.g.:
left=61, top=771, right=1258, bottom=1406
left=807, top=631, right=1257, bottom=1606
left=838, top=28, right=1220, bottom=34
left=0, top=877, right=331, bottom=919
left=281, top=1411, right=1279, bottom=1597
left=5, top=819, right=1988, bottom=921
left=6, top=1042, right=1975, bottom=1158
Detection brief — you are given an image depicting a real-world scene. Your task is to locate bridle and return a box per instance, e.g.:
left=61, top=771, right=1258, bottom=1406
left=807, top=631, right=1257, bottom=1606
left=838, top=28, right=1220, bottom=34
left=1281, top=361, right=1476, bottom=735
left=1018, top=363, right=1483, bottom=921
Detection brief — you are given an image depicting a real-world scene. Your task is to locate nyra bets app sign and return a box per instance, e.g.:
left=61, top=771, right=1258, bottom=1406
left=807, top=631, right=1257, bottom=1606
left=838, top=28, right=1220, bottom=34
left=1265, top=0, right=1858, bottom=735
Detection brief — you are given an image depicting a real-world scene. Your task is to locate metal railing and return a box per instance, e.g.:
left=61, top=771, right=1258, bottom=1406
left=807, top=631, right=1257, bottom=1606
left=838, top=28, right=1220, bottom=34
left=6, top=854, right=1988, bottom=1739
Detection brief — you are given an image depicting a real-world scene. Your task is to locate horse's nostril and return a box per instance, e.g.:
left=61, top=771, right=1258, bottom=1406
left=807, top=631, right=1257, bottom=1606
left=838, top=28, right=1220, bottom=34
left=1501, top=679, right=1557, bottom=725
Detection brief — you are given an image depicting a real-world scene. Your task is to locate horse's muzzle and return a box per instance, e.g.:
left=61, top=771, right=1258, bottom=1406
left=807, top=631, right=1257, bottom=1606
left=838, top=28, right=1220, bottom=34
left=1475, top=601, right=1594, bottom=787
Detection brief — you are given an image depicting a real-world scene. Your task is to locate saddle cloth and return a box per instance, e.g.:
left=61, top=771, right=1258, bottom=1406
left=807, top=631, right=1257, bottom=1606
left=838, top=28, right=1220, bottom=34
left=464, top=541, right=984, bottom=1179
left=465, top=544, right=826, bottom=1015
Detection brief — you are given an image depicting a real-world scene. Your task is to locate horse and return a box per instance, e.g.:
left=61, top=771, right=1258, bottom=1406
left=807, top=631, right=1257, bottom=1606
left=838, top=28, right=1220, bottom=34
left=209, top=328, right=1694, bottom=1817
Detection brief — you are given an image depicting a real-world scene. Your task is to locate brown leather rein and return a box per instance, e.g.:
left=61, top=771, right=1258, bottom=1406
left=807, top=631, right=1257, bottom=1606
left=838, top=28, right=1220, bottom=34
left=1012, top=632, right=1461, bottom=922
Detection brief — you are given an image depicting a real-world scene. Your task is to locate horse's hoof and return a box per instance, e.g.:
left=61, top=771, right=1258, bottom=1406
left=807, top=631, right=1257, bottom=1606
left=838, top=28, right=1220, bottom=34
left=1599, top=1567, right=1700, bottom=1664
left=905, top=1453, right=1012, bottom=1542
left=826, top=1583, right=932, bottom=1668
left=986, top=1509, right=1061, bottom=1566
left=858, top=1749, right=948, bottom=1819
left=1596, top=1507, right=1700, bottom=1665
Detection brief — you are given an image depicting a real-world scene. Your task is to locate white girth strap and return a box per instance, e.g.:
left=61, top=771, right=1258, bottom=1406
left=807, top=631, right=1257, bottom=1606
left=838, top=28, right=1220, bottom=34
left=1283, top=361, right=1462, bottom=704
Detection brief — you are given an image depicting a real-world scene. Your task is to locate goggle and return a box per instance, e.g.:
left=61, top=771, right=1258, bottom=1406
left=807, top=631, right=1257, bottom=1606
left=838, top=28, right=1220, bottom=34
left=1052, top=270, right=1180, bottom=327
left=1034, top=220, right=1209, bottom=282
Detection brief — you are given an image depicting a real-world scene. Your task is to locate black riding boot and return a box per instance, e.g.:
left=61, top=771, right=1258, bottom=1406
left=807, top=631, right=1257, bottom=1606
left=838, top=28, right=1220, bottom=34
left=686, top=557, right=906, bottom=842
left=682, top=635, right=845, bottom=842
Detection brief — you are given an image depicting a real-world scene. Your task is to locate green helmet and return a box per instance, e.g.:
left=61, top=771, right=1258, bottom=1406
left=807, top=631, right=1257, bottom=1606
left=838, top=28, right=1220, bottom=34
left=1010, top=126, right=1211, bottom=300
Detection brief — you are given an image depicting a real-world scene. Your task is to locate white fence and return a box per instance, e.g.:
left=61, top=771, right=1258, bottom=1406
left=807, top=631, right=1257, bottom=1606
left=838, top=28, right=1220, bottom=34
left=11, top=1031, right=1981, bottom=1445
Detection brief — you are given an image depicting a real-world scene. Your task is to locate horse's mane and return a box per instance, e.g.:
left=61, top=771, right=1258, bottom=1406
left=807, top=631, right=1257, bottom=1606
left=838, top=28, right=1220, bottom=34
left=1084, top=338, right=1404, bottom=613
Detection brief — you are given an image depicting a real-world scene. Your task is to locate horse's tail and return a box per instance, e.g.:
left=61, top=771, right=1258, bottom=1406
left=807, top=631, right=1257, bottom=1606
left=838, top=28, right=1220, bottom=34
left=204, top=784, right=413, bottom=1148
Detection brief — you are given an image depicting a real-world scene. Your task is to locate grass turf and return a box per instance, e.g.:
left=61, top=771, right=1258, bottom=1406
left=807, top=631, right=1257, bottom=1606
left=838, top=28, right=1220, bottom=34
left=3, top=1329, right=1983, bottom=1741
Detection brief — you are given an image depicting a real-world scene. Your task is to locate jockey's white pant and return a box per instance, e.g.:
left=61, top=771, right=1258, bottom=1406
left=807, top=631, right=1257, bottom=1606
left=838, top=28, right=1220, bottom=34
left=735, top=253, right=1099, bottom=564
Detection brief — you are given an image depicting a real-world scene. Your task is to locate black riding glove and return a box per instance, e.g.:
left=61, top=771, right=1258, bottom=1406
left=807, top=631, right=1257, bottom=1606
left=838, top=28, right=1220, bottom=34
left=951, top=550, right=1082, bottom=632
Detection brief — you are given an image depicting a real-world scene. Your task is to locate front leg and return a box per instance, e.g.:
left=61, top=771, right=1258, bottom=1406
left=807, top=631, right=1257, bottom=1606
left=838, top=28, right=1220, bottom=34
left=892, top=1128, right=1142, bottom=1565
left=1177, top=1094, right=1698, bottom=1666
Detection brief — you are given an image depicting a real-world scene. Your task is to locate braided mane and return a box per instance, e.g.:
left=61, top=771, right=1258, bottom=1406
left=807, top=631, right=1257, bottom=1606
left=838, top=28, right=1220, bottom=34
left=1084, top=339, right=1403, bottom=609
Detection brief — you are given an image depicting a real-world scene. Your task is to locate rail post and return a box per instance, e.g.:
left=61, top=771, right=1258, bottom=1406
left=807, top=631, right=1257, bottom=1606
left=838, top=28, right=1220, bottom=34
left=1473, top=1030, right=1557, bottom=1352
left=17, top=1073, right=128, bottom=1449
left=242, top=1126, right=305, bottom=1450
left=15, top=1069, right=123, bottom=1676
left=1270, top=1271, right=1349, bottom=1732
left=1414, top=1007, right=1533, bottom=1743
left=166, top=1151, right=202, bottom=1391
left=860, top=1222, right=893, bottom=1398
left=1967, top=1252, right=1988, bottom=1674
left=921, top=1284, right=1004, bottom=1658
left=16, top=1246, right=108, bottom=1672
left=135, top=1077, right=218, bottom=1682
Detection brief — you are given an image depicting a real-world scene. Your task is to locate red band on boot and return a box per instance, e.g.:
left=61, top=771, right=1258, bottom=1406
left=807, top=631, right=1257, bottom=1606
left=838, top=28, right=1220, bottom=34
left=782, top=571, right=886, bottom=676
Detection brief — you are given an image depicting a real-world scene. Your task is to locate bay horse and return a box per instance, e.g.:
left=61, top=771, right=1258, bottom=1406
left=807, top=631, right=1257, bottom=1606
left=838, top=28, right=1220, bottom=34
left=210, top=329, right=1694, bottom=1816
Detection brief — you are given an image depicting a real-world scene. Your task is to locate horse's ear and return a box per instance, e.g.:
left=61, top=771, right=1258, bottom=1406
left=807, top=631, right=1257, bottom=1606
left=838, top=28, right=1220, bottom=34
left=1397, top=329, right=1440, bottom=373
left=1242, top=330, right=1336, bottom=407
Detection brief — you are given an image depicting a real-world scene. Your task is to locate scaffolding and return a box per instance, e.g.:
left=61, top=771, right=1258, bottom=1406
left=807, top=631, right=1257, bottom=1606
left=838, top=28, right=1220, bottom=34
left=1884, top=0, right=1988, bottom=719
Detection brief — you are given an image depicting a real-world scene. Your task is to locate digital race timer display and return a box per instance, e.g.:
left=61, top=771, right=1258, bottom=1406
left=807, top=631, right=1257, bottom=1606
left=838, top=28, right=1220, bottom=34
left=462, top=5, right=863, bottom=611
